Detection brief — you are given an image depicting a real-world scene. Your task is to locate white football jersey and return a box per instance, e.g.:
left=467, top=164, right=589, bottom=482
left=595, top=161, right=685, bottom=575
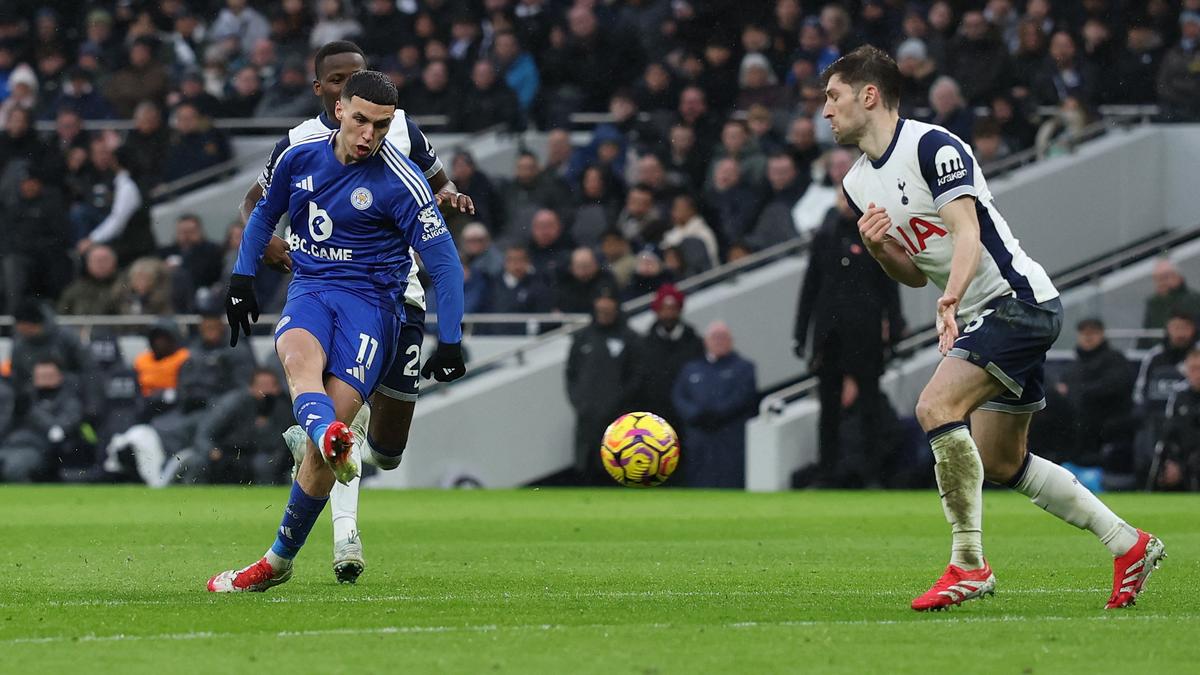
left=841, top=118, right=1058, bottom=321
left=258, top=110, right=443, bottom=311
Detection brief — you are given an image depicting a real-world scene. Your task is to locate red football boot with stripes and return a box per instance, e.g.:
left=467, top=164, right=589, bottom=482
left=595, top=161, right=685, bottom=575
left=1106, top=530, right=1166, bottom=609
left=207, top=557, right=292, bottom=593
left=911, top=560, right=996, bottom=611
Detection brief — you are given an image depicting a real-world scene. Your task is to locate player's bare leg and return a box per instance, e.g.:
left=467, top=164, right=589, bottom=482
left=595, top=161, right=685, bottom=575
left=972, top=409, right=1166, bottom=609
left=208, top=330, right=363, bottom=592
left=279, top=329, right=361, bottom=486
left=910, top=357, right=1004, bottom=611
left=363, top=392, right=416, bottom=470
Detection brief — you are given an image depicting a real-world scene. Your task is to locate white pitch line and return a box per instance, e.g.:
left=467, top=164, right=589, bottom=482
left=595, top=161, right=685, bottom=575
left=0, top=587, right=1113, bottom=610
left=2, top=614, right=1188, bottom=646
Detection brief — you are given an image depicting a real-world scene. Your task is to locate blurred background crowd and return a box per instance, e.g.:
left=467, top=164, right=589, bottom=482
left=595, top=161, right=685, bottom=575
left=1, top=0, right=1198, bottom=488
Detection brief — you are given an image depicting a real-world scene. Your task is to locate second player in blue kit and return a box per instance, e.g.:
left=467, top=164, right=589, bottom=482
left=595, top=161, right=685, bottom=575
left=207, top=70, right=465, bottom=593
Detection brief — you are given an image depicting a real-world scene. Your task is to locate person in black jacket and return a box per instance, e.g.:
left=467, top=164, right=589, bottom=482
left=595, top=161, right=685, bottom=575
left=565, top=293, right=642, bottom=485
left=4, top=165, right=72, bottom=313
left=793, top=192, right=903, bottom=487
left=193, top=368, right=294, bottom=485
left=1058, top=318, right=1137, bottom=475
left=480, top=245, right=553, bottom=335
left=1157, top=347, right=1200, bottom=491
left=637, top=285, right=704, bottom=430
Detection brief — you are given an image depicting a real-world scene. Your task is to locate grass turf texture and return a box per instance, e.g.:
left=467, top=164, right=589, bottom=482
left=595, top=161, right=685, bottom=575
left=0, top=487, right=1196, bottom=674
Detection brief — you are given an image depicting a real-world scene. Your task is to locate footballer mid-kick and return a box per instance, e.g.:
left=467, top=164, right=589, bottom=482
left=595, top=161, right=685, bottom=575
left=208, top=71, right=466, bottom=593
left=822, top=46, right=1165, bottom=611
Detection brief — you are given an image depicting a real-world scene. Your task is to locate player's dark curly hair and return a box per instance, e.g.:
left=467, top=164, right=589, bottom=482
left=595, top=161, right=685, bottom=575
left=341, top=70, right=398, bottom=107
left=821, top=45, right=902, bottom=110
left=314, top=40, right=364, bottom=79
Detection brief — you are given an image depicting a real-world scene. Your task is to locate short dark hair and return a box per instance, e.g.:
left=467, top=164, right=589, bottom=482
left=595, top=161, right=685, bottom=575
left=314, top=40, right=365, bottom=79
left=1168, top=308, right=1197, bottom=324
left=341, top=70, right=398, bottom=106
left=1076, top=317, right=1104, bottom=332
left=821, top=45, right=902, bottom=110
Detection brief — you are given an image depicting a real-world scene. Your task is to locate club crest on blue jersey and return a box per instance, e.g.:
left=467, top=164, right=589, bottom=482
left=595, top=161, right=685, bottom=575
left=351, top=187, right=373, bottom=210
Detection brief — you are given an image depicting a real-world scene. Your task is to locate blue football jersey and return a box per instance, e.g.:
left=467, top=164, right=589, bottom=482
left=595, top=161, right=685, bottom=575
left=235, top=130, right=452, bottom=315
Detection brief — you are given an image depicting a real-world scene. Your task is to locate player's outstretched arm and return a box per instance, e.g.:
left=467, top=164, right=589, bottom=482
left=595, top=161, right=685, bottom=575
left=858, top=203, right=928, bottom=288
left=226, top=154, right=294, bottom=346
left=405, top=201, right=466, bottom=382
left=239, top=180, right=294, bottom=273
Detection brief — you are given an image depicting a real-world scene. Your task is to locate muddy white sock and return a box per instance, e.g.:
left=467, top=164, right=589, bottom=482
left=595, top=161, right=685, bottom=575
left=928, top=422, right=985, bottom=569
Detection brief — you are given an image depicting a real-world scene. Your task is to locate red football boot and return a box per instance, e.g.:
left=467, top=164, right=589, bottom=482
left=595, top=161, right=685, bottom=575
left=911, top=561, right=996, bottom=611
left=1106, top=530, right=1166, bottom=609
left=207, top=557, right=292, bottom=593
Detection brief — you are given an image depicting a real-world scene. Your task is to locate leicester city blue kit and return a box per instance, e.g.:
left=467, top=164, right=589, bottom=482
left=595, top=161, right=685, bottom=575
left=234, top=129, right=463, bottom=399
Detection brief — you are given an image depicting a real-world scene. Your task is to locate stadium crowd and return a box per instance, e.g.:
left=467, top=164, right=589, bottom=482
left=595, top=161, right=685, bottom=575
left=1, top=0, right=1199, bottom=486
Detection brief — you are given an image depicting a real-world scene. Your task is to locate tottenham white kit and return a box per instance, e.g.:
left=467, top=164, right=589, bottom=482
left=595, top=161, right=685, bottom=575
left=841, top=119, right=1059, bottom=321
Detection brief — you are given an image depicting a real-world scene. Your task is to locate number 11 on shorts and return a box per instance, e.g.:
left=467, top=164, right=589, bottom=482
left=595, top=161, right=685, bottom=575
left=356, top=333, right=379, bottom=369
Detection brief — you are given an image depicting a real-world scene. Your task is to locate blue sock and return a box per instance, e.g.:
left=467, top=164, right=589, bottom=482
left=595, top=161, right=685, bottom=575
left=270, top=481, right=329, bottom=560
left=294, top=392, right=336, bottom=448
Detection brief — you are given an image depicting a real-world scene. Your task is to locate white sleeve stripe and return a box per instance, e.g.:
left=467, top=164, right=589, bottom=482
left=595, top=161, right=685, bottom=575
left=382, top=142, right=431, bottom=202
left=933, top=184, right=978, bottom=211
left=424, top=156, right=443, bottom=179
left=380, top=146, right=426, bottom=204
left=381, top=146, right=429, bottom=201
left=381, top=144, right=432, bottom=204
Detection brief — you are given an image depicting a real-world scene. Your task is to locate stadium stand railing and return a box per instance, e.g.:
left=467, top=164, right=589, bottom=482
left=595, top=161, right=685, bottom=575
left=759, top=225, right=1200, bottom=417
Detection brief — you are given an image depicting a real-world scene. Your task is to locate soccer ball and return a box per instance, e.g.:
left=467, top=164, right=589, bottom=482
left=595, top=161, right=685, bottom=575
left=600, top=412, right=680, bottom=487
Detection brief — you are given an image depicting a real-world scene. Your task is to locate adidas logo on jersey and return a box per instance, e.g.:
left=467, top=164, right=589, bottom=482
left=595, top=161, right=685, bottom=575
left=295, top=175, right=314, bottom=191
left=345, top=366, right=366, bottom=383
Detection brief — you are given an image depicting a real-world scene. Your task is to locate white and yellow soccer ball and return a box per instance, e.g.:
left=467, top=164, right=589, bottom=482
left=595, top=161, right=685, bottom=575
left=600, top=412, right=681, bottom=487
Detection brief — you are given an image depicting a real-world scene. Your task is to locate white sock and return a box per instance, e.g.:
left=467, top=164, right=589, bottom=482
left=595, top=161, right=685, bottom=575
left=1008, top=454, right=1139, bottom=557
left=330, top=439, right=362, bottom=543
left=929, top=424, right=985, bottom=569
left=264, top=549, right=292, bottom=570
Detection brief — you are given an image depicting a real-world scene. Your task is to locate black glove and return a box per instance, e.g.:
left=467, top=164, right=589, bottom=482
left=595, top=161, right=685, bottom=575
left=225, top=274, right=259, bottom=347
left=420, top=341, right=466, bottom=382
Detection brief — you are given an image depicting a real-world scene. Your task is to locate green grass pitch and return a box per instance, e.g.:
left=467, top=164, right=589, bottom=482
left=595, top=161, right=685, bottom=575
left=1, top=486, right=1196, bottom=673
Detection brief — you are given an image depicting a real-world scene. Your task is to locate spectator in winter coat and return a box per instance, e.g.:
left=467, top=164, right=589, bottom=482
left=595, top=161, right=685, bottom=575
left=492, top=30, right=540, bottom=115
left=0, top=360, right=83, bottom=482
left=1157, top=11, right=1200, bottom=121
left=637, top=285, right=704, bottom=430
left=4, top=165, right=71, bottom=313
left=1158, top=347, right=1200, bottom=490
left=454, top=60, right=521, bottom=133
left=193, top=368, right=293, bottom=485
left=705, top=158, right=761, bottom=250
left=1142, top=259, right=1200, bottom=346
left=1058, top=319, right=1137, bottom=475
left=480, top=246, right=553, bottom=335
left=1136, top=310, right=1198, bottom=470
left=566, top=294, right=642, bottom=484
left=661, top=193, right=719, bottom=274
left=746, top=154, right=807, bottom=250
left=10, top=301, right=101, bottom=419
left=555, top=247, right=618, bottom=314
left=672, top=321, right=757, bottom=488
left=57, top=245, right=123, bottom=316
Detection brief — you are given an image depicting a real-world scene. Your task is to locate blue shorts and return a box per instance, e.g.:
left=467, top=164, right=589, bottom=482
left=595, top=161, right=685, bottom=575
left=274, top=290, right=400, bottom=401
left=375, top=305, right=426, bottom=402
left=948, top=295, right=1063, bottom=414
